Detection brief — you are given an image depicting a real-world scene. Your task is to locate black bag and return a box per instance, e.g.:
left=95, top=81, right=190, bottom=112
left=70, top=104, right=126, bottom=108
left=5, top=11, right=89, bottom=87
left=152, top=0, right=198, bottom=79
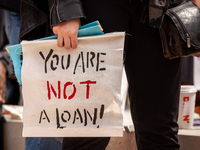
left=159, top=1, right=200, bottom=59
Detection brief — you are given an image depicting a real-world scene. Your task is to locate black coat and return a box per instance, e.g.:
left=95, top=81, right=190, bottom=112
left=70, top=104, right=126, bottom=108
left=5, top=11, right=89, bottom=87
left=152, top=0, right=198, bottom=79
left=0, top=0, right=20, bottom=13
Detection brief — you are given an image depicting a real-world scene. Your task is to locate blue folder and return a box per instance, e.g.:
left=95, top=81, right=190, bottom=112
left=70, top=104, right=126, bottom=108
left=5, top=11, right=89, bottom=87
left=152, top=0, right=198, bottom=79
left=6, top=21, right=104, bottom=85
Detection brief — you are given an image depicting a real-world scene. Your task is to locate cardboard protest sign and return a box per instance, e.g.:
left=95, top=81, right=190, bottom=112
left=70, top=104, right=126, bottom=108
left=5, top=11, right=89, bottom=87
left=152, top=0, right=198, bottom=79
left=21, top=32, right=125, bottom=137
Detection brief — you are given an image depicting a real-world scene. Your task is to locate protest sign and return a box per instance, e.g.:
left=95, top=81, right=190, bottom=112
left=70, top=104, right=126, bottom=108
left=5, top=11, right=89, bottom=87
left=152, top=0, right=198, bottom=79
left=21, top=32, right=125, bottom=137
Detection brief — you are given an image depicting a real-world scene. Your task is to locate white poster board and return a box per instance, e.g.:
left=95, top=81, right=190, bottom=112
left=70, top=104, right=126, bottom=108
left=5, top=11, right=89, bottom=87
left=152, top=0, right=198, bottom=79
left=194, top=57, right=200, bottom=90
left=21, top=32, right=125, bottom=137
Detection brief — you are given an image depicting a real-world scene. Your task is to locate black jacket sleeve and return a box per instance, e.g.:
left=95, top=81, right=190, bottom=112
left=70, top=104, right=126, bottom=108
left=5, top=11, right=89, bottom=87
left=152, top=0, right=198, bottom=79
left=48, top=0, right=86, bottom=27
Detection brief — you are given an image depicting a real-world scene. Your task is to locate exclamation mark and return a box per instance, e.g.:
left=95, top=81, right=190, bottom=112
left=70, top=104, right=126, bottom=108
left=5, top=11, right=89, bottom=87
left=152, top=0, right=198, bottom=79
left=100, top=105, right=105, bottom=119
left=97, top=105, right=105, bottom=128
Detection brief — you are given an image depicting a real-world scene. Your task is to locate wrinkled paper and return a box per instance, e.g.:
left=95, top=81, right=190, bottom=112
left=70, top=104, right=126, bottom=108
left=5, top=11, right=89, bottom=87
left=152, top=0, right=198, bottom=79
left=21, top=32, right=125, bottom=137
left=194, top=57, right=200, bottom=90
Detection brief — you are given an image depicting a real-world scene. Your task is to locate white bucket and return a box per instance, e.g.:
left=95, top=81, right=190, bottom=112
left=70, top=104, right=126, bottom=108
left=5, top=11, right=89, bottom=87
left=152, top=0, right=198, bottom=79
left=178, top=85, right=197, bottom=129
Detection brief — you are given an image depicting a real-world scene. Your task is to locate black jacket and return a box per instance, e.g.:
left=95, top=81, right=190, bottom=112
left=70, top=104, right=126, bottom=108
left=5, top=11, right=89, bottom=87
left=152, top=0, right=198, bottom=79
left=19, top=0, right=171, bottom=40
left=20, top=0, right=85, bottom=40
left=0, top=0, right=20, bottom=13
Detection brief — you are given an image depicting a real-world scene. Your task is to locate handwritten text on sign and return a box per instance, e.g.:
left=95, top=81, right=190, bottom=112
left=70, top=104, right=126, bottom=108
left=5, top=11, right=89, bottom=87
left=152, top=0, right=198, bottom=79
left=38, top=49, right=106, bottom=128
left=22, top=33, right=124, bottom=137
left=39, top=49, right=106, bottom=100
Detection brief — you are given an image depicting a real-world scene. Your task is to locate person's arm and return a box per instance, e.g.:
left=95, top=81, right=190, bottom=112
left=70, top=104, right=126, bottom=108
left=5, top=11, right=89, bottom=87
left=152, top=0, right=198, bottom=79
left=48, top=0, right=85, bottom=50
left=0, top=61, right=6, bottom=104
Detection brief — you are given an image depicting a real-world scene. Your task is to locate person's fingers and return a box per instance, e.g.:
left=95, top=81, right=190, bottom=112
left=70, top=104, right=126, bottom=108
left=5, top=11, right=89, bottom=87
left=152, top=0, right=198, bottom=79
left=57, top=35, right=64, bottom=47
left=70, top=32, right=78, bottom=49
left=62, top=28, right=78, bottom=49
left=52, top=19, right=80, bottom=50
left=63, top=36, right=71, bottom=50
left=53, top=26, right=58, bottom=35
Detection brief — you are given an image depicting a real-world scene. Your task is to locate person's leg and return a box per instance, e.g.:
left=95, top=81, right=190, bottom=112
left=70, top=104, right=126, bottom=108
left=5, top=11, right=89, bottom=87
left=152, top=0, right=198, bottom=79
left=124, top=1, right=181, bottom=149
left=62, top=137, right=110, bottom=150
left=25, top=137, right=41, bottom=150
left=4, top=10, right=21, bottom=45
left=26, top=137, right=62, bottom=150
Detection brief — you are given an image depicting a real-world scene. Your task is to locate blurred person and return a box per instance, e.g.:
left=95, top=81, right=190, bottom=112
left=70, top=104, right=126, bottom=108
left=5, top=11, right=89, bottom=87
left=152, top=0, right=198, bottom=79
left=0, top=7, right=20, bottom=120
left=0, top=0, right=22, bottom=148
left=0, top=8, right=20, bottom=150
left=0, top=0, right=21, bottom=106
left=1, top=1, right=63, bottom=149
left=0, top=6, right=20, bottom=106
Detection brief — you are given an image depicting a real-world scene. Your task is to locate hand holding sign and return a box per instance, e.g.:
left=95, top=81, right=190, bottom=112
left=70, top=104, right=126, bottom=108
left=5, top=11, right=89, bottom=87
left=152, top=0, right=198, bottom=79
left=53, top=18, right=81, bottom=50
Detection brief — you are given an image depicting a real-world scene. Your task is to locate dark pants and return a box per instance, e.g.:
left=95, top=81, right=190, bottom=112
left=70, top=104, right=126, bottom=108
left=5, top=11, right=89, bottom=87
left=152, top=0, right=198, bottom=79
left=63, top=0, right=182, bottom=149
left=62, top=137, right=110, bottom=150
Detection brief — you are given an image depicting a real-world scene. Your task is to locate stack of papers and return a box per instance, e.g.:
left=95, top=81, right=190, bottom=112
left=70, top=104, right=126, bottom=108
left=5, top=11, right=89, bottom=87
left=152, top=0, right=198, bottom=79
left=2, top=105, right=23, bottom=122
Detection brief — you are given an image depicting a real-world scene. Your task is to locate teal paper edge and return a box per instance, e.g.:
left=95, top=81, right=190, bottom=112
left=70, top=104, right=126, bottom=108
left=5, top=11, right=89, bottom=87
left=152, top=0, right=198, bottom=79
left=6, top=21, right=104, bottom=85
